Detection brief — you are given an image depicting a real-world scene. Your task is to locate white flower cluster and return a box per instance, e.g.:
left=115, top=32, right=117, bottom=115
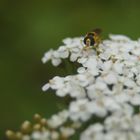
left=47, top=110, right=69, bottom=128
left=22, top=125, right=76, bottom=140
left=20, top=110, right=80, bottom=140
left=42, top=37, right=84, bottom=66
left=42, top=35, right=140, bottom=140
left=81, top=113, right=140, bottom=140
left=23, top=130, right=60, bottom=140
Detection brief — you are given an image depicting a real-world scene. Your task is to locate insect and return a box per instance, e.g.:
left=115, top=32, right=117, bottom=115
left=83, top=28, right=102, bottom=53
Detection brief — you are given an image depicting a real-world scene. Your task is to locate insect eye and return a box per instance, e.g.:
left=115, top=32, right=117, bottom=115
left=83, top=36, right=95, bottom=46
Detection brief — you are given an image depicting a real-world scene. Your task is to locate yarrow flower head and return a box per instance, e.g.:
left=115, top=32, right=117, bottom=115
left=6, top=34, right=140, bottom=140
left=41, top=34, right=140, bottom=140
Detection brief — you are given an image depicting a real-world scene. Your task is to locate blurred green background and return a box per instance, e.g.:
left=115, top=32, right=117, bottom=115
left=1, top=0, right=140, bottom=139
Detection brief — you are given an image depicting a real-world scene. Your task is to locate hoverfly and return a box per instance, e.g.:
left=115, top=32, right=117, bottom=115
left=83, top=28, right=102, bottom=54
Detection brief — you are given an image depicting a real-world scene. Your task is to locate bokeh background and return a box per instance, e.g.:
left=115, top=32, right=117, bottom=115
left=1, top=0, right=140, bottom=139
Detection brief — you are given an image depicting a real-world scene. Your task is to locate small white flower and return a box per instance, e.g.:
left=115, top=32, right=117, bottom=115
left=31, top=131, right=42, bottom=140
left=80, top=123, right=104, bottom=140
left=22, top=135, right=30, bottom=140
left=77, top=67, right=86, bottom=74
left=87, top=100, right=107, bottom=117
left=42, top=49, right=54, bottom=63
left=130, top=94, right=140, bottom=105
left=68, top=81, right=86, bottom=98
left=60, top=127, right=75, bottom=137
left=63, top=38, right=73, bottom=45
left=45, top=76, right=65, bottom=90
left=102, top=60, right=112, bottom=72
left=124, top=78, right=136, bottom=88
left=42, top=49, right=62, bottom=66
left=109, top=34, right=130, bottom=42
left=69, top=99, right=91, bottom=121
left=132, top=47, right=140, bottom=56
left=50, top=131, right=59, bottom=140
left=42, top=83, right=50, bottom=91
left=47, top=110, right=69, bottom=128
left=113, top=61, right=123, bottom=74
left=77, top=57, right=87, bottom=63
left=51, top=57, right=62, bottom=66
left=95, top=80, right=107, bottom=90
left=103, top=72, right=117, bottom=84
